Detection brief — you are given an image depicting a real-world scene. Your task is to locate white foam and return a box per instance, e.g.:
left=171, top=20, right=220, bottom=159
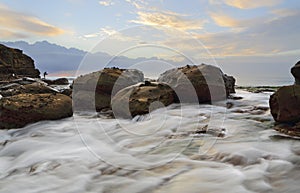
left=0, top=90, right=299, bottom=192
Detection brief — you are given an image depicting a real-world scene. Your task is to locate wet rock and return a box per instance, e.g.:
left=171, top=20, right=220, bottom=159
left=43, top=78, right=69, bottom=85
left=0, top=82, right=58, bottom=97
left=111, top=82, right=178, bottom=118
left=274, top=123, right=300, bottom=138
left=0, top=93, right=73, bottom=129
left=270, top=85, right=300, bottom=123
left=291, top=61, right=300, bottom=85
left=157, top=64, right=234, bottom=104
left=73, top=68, right=144, bottom=112
left=61, top=88, right=72, bottom=97
left=0, top=44, right=40, bottom=80
left=223, top=74, right=236, bottom=94
left=236, top=86, right=279, bottom=93
left=228, top=95, right=243, bottom=100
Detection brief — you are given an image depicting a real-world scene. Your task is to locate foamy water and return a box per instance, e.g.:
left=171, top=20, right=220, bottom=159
left=0, top=90, right=299, bottom=193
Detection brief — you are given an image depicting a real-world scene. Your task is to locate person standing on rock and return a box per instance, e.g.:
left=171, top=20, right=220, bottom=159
left=43, top=71, right=48, bottom=79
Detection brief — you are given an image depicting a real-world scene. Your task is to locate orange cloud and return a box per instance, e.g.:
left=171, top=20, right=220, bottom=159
left=130, top=11, right=206, bottom=31
left=0, top=4, right=64, bottom=37
left=223, top=0, right=282, bottom=9
left=209, top=12, right=242, bottom=28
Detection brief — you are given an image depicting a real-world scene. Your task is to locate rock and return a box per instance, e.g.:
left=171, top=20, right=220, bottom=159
left=157, top=64, right=231, bottom=103
left=43, top=78, right=69, bottom=85
left=269, top=85, right=300, bottom=123
left=73, top=68, right=144, bottom=111
left=61, top=88, right=72, bottom=97
left=111, top=82, right=178, bottom=118
left=0, top=93, right=73, bottom=129
left=0, top=44, right=40, bottom=80
left=274, top=123, right=300, bottom=138
left=0, top=82, right=58, bottom=97
left=291, top=61, right=300, bottom=85
left=223, top=74, right=236, bottom=94
left=228, top=96, right=243, bottom=100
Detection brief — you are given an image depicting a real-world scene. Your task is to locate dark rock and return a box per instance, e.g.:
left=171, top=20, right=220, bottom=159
left=0, top=44, right=40, bottom=80
left=291, top=61, right=300, bottom=85
left=73, top=68, right=144, bottom=112
left=236, top=86, right=279, bottom=93
left=111, top=82, right=177, bottom=119
left=0, top=82, right=58, bottom=97
left=274, top=123, right=300, bottom=138
left=43, top=78, right=69, bottom=85
left=0, top=93, right=73, bottom=129
left=269, top=85, right=300, bottom=123
left=61, top=88, right=72, bottom=97
left=157, top=64, right=232, bottom=103
left=228, top=95, right=243, bottom=100
left=223, top=74, right=236, bottom=94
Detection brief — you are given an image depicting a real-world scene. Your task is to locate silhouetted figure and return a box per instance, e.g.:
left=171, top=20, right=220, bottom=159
left=43, top=71, right=48, bottom=79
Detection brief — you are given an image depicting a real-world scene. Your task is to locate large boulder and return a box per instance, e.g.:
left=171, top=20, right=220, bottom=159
left=291, top=61, right=300, bottom=85
left=0, top=93, right=73, bottom=129
left=0, top=44, right=40, bottom=80
left=111, top=81, right=178, bottom=118
left=269, top=85, right=300, bottom=123
left=73, top=68, right=144, bottom=111
left=157, top=64, right=232, bottom=103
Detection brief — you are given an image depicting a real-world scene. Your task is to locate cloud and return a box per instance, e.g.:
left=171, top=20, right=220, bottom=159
left=99, top=0, right=114, bottom=6
left=222, top=0, right=283, bottom=9
left=271, top=8, right=299, bottom=18
left=158, top=9, right=300, bottom=58
left=0, top=29, right=28, bottom=39
left=125, top=0, right=147, bottom=9
left=0, top=4, right=64, bottom=37
left=81, top=27, right=136, bottom=42
left=130, top=11, right=206, bottom=31
left=209, top=12, right=262, bottom=28
left=198, top=11, right=300, bottom=56
left=209, top=12, right=242, bottom=28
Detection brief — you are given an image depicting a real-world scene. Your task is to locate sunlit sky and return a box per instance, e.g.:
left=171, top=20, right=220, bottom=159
left=1, top=0, right=299, bottom=53
left=1, top=0, right=300, bottom=85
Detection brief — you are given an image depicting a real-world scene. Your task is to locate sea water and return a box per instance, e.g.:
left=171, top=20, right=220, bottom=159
left=0, top=90, right=299, bottom=193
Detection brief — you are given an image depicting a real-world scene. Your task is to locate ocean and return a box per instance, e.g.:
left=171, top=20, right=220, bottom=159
left=0, top=90, right=299, bottom=193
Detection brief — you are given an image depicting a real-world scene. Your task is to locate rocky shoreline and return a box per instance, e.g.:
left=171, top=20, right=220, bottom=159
left=1, top=43, right=300, bottom=139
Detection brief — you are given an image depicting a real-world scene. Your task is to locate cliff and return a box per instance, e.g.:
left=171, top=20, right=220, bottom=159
left=0, top=44, right=40, bottom=80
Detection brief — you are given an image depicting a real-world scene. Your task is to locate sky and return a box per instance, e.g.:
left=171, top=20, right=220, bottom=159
left=0, top=0, right=300, bottom=85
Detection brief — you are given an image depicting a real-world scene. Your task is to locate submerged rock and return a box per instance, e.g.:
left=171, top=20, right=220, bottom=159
left=111, top=82, right=178, bottom=118
left=73, top=68, right=144, bottom=111
left=0, top=93, right=73, bottom=129
left=158, top=64, right=234, bottom=103
left=274, top=123, right=300, bottom=138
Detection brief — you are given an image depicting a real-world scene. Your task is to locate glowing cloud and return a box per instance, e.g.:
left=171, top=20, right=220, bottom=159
left=130, top=11, right=206, bottom=31
left=99, top=0, right=114, bottom=6
left=0, top=4, right=64, bottom=37
left=223, top=0, right=283, bottom=9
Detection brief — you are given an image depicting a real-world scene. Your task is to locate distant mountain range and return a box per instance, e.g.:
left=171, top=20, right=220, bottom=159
left=0, top=40, right=184, bottom=77
left=1, top=41, right=87, bottom=76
